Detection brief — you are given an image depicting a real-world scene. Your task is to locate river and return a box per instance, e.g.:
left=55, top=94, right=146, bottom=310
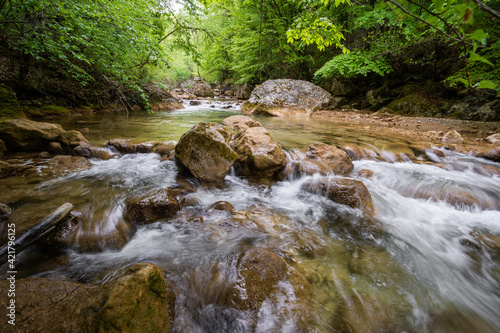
left=1, top=100, right=500, bottom=332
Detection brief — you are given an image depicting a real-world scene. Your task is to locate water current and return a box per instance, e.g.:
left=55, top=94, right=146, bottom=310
left=1, top=100, right=499, bottom=332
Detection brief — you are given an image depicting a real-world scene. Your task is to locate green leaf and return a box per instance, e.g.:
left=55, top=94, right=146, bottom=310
left=469, top=53, right=494, bottom=66
left=475, top=80, right=498, bottom=90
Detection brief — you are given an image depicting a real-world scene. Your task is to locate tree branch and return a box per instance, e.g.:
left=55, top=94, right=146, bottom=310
left=472, top=0, right=500, bottom=20
left=387, top=0, right=471, bottom=46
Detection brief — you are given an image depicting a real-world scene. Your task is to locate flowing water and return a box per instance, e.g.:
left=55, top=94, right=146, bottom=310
left=1, top=100, right=500, bottom=332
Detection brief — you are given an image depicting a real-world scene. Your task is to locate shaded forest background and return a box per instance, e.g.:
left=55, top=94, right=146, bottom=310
left=0, top=0, right=499, bottom=117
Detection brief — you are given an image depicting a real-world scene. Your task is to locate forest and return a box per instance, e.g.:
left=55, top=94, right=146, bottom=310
left=1, top=1, right=500, bottom=333
left=0, top=0, right=499, bottom=116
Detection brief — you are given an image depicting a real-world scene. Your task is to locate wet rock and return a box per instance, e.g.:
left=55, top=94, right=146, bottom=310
left=208, top=201, right=235, bottom=214
left=0, top=263, right=175, bottom=333
left=470, top=100, right=500, bottom=121
left=151, top=142, right=176, bottom=159
left=193, top=77, right=214, bottom=97
left=100, top=263, right=175, bottom=332
left=0, top=118, right=65, bottom=151
left=189, top=100, right=202, bottom=106
left=0, top=160, right=38, bottom=178
left=38, top=151, right=51, bottom=158
left=48, top=141, right=64, bottom=154
left=232, top=247, right=288, bottom=310
left=126, top=189, right=180, bottom=224
left=74, top=144, right=113, bottom=160
left=386, top=94, right=440, bottom=116
left=477, top=147, right=500, bottom=162
left=106, top=138, right=134, bottom=153
left=222, top=115, right=262, bottom=131
left=231, top=126, right=287, bottom=178
left=246, top=79, right=333, bottom=115
left=486, top=133, right=500, bottom=146
left=224, top=90, right=234, bottom=96
left=306, top=143, right=353, bottom=176
left=59, top=129, right=90, bottom=148
left=47, top=155, right=92, bottom=173
left=175, top=122, right=237, bottom=184
left=302, top=177, right=374, bottom=216
left=41, top=211, right=83, bottom=248
left=442, top=130, right=463, bottom=144
left=0, top=139, right=6, bottom=157
left=356, top=169, right=374, bottom=178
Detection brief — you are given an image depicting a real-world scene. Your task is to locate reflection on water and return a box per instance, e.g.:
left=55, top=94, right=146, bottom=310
left=1, top=103, right=500, bottom=332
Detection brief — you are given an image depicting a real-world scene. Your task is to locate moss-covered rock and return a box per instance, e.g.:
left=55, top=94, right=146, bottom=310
left=0, top=263, right=175, bottom=333
left=175, top=122, right=238, bottom=184
left=0, top=84, right=22, bottom=118
left=471, top=100, right=500, bottom=121
left=386, top=94, right=440, bottom=116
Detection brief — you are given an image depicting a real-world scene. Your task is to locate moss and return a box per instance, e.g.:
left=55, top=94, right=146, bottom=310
left=386, top=94, right=440, bottom=116
left=0, top=84, right=23, bottom=118
left=40, top=105, right=72, bottom=116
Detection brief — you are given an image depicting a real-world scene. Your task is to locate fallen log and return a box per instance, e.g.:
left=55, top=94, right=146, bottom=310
left=0, top=203, right=73, bottom=265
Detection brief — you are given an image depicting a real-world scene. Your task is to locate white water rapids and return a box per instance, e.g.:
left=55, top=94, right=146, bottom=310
left=1, top=105, right=499, bottom=332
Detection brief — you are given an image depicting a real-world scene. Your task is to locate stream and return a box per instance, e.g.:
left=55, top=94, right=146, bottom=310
left=1, top=100, right=500, bottom=332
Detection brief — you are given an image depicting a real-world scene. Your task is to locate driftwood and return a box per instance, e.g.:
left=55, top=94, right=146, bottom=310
left=0, top=203, right=73, bottom=265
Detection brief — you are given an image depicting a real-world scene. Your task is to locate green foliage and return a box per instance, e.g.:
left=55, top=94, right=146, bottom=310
left=315, top=53, right=393, bottom=78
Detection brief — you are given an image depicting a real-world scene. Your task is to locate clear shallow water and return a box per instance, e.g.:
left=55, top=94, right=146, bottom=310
left=2, top=103, right=500, bottom=332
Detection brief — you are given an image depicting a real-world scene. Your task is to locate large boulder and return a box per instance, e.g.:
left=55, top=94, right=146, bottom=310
left=192, top=77, right=214, bottom=97
left=0, top=263, right=175, bottom=333
left=0, top=118, right=91, bottom=152
left=244, top=79, right=333, bottom=116
left=386, top=94, right=440, bottom=116
left=486, top=133, right=500, bottom=146
left=231, top=126, right=287, bottom=178
left=302, top=177, right=374, bottom=216
left=306, top=143, right=353, bottom=176
left=175, top=122, right=238, bottom=184
left=0, top=118, right=66, bottom=151
left=222, top=115, right=262, bottom=131
left=125, top=189, right=180, bottom=224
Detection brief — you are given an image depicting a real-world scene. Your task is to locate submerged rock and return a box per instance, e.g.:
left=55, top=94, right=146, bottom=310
left=244, top=79, right=333, bottom=116
left=126, top=189, right=180, bottom=224
left=231, top=126, right=287, bottom=178
left=306, top=143, right=353, bottom=176
left=0, top=263, right=175, bottom=333
left=208, top=201, right=235, bottom=214
left=302, top=177, right=374, bottom=216
left=175, top=122, right=238, bottom=184
left=222, top=115, right=262, bottom=131
left=47, top=155, right=92, bottom=173
left=232, top=247, right=288, bottom=310
left=0, top=160, right=38, bottom=178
